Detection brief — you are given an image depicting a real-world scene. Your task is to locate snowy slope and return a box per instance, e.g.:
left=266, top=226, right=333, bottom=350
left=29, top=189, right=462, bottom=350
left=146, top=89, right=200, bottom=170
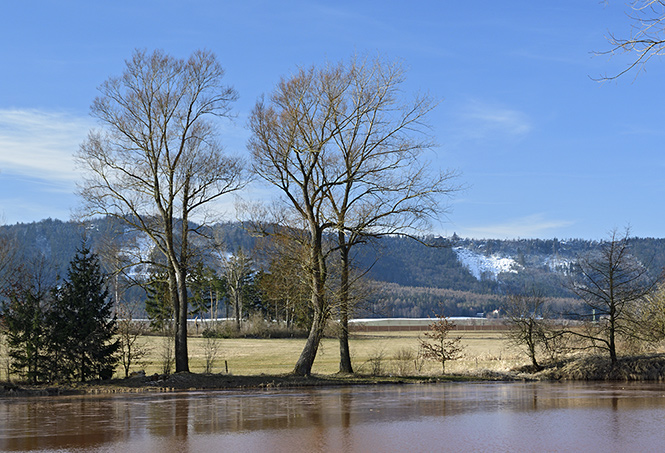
left=453, top=247, right=520, bottom=280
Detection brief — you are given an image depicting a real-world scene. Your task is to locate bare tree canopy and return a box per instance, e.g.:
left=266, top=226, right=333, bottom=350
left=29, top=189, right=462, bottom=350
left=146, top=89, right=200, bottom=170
left=248, top=55, right=459, bottom=376
left=77, top=49, right=247, bottom=372
left=503, top=289, right=566, bottom=370
left=600, top=1, right=665, bottom=79
left=419, top=313, right=464, bottom=374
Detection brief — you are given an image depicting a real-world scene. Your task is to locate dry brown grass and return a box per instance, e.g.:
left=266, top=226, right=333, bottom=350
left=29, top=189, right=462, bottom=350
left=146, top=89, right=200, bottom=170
left=105, top=330, right=524, bottom=378
left=5, top=329, right=665, bottom=383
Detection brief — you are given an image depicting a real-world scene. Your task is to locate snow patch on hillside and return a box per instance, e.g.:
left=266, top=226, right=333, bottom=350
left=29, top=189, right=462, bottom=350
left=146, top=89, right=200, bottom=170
left=121, top=233, right=154, bottom=280
left=454, top=247, right=520, bottom=280
left=545, top=256, right=573, bottom=272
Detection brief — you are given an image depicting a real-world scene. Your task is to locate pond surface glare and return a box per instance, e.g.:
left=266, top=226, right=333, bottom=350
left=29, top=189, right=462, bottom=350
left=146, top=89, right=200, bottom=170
left=2, top=381, right=665, bottom=452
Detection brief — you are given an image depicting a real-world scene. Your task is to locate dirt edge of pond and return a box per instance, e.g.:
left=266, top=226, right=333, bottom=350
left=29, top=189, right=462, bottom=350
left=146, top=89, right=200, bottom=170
left=0, top=373, right=483, bottom=397
left=4, top=353, right=665, bottom=397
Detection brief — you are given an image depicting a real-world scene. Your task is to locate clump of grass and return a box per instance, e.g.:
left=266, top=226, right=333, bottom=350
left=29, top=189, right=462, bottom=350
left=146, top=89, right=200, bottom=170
left=392, top=347, right=416, bottom=376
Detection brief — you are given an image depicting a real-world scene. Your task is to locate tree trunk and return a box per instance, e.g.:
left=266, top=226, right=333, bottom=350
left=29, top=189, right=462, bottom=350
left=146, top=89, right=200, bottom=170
left=338, top=235, right=353, bottom=374
left=527, top=321, right=539, bottom=369
left=234, top=288, right=242, bottom=332
left=174, top=266, right=189, bottom=373
left=293, top=302, right=328, bottom=376
left=609, top=320, right=617, bottom=365
left=293, top=226, right=328, bottom=376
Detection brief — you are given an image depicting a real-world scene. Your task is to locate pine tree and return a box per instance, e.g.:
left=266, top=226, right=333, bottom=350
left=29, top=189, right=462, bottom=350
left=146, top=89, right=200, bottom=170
left=52, top=244, right=119, bottom=381
left=2, top=282, right=50, bottom=383
left=144, top=271, right=173, bottom=333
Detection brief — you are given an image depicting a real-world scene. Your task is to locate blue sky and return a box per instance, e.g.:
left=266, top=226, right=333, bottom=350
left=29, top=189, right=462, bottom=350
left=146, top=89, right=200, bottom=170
left=1, top=1, right=664, bottom=239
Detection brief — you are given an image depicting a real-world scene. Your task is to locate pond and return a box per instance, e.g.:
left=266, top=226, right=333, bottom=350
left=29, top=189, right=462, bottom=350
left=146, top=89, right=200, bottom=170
left=2, top=381, right=665, bottom=452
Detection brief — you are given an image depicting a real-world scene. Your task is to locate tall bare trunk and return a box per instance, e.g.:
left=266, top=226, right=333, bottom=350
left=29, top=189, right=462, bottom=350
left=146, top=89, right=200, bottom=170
left=175, top=266, right=189, bottom=373
left=175, top=201, right=190, bottom=373
left=293, top=226, right=328, bottom=376
left=234, top=288, right=242, bottom=332
left=338, top=233, right=353, bottom=374
left=293, top=298, right=328, bottom=376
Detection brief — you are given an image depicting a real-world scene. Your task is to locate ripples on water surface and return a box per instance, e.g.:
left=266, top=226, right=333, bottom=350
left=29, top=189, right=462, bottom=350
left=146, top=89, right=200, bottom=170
left=2, top=381, right=665, bottom=452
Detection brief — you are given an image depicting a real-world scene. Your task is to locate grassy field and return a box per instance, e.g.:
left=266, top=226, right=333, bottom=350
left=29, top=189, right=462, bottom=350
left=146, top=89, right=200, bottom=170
left=6, top=329, right=665, bottom=385
left=119, top=330, right=524, bottom=378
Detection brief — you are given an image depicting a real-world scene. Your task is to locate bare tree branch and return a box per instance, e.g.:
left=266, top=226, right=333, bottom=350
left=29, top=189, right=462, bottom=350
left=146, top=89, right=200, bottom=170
left=597, top=1, right=665, bottom=80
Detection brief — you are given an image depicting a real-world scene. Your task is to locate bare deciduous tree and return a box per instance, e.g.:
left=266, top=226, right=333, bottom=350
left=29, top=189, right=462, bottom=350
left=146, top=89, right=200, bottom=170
left=504, top=290, right=563, bottom=370
left=116, top=302, right=150, bottom=378
left=567, top=228, right=661, bottom=364
left=249, top=56, right=459, bottom=376
left=224, top=249, right=253, bottom=332
left=323, top=57, right=459, bottom=373
left=419, top=313, right=464, bottom=374
left=254, top=233, right=312, bottom=329
left=632, top=283, right=665, bottom=345
left=77, top=49, right=247, bottom=372
left=249, top=67, right=341, bottom=376
left=202, top=334, right=220, bottom=374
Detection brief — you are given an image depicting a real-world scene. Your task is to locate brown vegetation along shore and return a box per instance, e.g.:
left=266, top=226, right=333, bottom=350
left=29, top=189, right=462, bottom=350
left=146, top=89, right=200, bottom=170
left=530, top=354, right=665, bottom=381
left=4, top=330, right=665, bottom=398
left=0, top=372, right=479, bottom=398
left=5, top=353, right=665, bottom=398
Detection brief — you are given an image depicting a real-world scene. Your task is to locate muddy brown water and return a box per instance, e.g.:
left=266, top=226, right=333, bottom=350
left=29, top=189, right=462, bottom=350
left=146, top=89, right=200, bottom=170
left=2, top=381, right=665, bottom=452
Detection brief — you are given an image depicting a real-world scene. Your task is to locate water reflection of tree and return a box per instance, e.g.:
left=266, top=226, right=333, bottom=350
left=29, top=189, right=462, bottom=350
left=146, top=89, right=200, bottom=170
left=0, top=398, right=119, bottom=451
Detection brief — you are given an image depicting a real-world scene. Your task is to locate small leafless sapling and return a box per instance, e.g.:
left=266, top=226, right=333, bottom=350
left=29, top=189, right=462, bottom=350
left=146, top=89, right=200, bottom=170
left=419, top=313, right=464, bottom=374
left=116, top=302, right=150, bottom=378
left=202, top=332, right=220, bottom=374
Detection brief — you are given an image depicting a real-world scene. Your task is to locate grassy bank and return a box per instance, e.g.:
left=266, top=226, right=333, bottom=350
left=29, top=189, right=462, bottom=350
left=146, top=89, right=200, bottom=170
left=4, top=330, right=665, bottom=396
left=119, top=330, right=522, bottom=377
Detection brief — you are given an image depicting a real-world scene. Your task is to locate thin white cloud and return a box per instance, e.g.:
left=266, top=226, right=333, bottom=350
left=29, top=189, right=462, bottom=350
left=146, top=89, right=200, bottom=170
left=455, top=214, right=574, bottom=239
left=447, top=100, right=532, bottom=145
left=0, top=109, right=93, bottom=182
left=462, top=100, right=531, bottom=137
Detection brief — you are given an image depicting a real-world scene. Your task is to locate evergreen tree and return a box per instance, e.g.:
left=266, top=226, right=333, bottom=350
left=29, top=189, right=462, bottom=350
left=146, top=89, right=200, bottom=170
left=2, top=282, right=50, bottom=383
left=52, top=244, right=119, bottom=381
left=144, top=271, right=173, bottom=332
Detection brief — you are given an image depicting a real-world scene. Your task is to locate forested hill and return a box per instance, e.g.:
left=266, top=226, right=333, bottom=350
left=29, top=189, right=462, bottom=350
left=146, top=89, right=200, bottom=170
left=0, top=218, right=256, bottom=282
left=355, top=235, right=665, bottom=298
left=3, top=218, right=665, bottom=314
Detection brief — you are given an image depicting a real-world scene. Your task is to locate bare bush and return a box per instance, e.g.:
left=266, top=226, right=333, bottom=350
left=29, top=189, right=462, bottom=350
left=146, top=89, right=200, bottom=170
left=393, top=347, right=416, bottom=376
left=203, top=335, right=220, bottom=374
left=360, top=349, right=387, bottom=376
left=117, top=303, right=151, bottom=378
left=160, top=331, right=175, bottom=376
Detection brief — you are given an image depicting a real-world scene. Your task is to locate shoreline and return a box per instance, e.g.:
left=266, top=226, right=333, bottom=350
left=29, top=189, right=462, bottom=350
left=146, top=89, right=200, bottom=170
left=0, top=373, right=484, bottom=398
left=4, top=353, right=665, bottom=398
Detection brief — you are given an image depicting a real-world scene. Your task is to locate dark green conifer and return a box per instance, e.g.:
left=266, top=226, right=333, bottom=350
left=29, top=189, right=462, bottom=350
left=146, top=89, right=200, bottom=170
left=52, top=244, right=119, bottom=381
left=144, top=270, right=173, bottom=333
left=2, top=283, right=49, bottom=383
